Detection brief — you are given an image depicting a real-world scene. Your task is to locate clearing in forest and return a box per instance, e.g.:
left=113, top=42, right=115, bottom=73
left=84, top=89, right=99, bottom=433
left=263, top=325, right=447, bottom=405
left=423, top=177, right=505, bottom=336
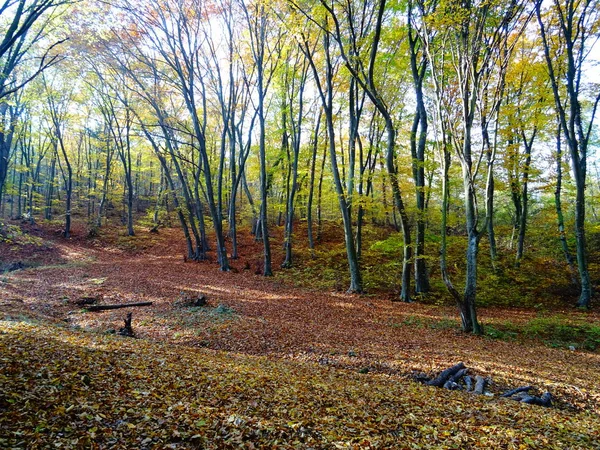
left=1, top=223, right=599, bottom=448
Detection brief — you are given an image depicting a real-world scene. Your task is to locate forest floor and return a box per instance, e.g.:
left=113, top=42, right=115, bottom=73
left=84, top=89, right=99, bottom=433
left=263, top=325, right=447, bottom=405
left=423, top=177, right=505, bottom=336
left=1, top=220, right=599, bottom=448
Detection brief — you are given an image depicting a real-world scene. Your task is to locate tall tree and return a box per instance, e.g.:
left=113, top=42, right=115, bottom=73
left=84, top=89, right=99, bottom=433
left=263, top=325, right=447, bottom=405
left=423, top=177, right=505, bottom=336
left=299, top=19, right=363, bottom=293
left=240, top=0, right=283, bottom=276
left=319, top=0, right=413, bottom=300
left=118, top=0, right=230, bottom=270
left=0, top=0, right=66, bottom=204
left=408, top=0, right=431, bottom=294
left=423, top=0, right=529, bottom=333
left=536, top=0, right=600, bottom=308
left=43, top=71, right=74, bottom=238
left=281, top=44, right=310, bottom=268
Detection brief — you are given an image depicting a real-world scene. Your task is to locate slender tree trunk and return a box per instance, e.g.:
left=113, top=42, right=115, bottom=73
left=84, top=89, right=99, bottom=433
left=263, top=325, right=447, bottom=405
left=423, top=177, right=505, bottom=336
left=325, top=106, right=362, bottom=292
left=97, top=140, right=112, bottom=228
left=192, top=164, right=209, bottom=256
left=282, top=81, right=305, bottom=268
left=554, top=121, right=577, bottom=283
left=482, top=116, right=498, bottom=267
left=125, top=171, right=135, bottom=236
left=124, top=112, right=135, bottom=236
left=141, top=124, right=195, bottom=258
left=257, top=67, right=272, bottom=276
left=153, top=165, right=164, bottom=226
left=304, top=31, right=362, bottom=292
left=60, top=151, right=73, bottom=239
left=307, top=110, right=321, bottom=253
left=459, top=131, right=483, bottom=334
left=515, top=132, right=534, bottom=267
left=45, top=157, right=56, bottom=220
left=384, top=117, right=412, bottom=302
left=228, top=130, right=239, bottom=259
left=316, top=138, right=326, bottom=242
left=16, top=150, right=23, bottom=218
left=574, top=170, right=591, bottom=307
left=162, top=157, right=194, bottom=259
left=408, top=9, right=430, bottom=294
left=170, top=151, right=204, bottom=260
left=440, top=139, right=462, bottom=308
left=536, top=3, right=594, bottom=307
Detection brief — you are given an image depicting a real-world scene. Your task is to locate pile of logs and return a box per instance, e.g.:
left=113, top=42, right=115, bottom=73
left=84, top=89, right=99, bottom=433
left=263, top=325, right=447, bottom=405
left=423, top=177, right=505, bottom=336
left=422, top=362, right=553, bottom=407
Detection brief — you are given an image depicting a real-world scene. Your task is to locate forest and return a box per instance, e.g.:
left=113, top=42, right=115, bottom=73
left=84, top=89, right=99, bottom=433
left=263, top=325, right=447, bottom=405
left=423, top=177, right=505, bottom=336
left=1, top=0, right=600, bottom=448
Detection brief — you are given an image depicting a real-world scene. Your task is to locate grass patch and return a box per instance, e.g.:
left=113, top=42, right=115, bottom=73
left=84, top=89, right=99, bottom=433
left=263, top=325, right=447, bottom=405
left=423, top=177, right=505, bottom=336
left=485, top=315, right=600, bottom=351
left=0, top=221, right=44, bottom=246
left=167, top=303, right=239, bottom=332
left=30, top=258, right=95, bottom=271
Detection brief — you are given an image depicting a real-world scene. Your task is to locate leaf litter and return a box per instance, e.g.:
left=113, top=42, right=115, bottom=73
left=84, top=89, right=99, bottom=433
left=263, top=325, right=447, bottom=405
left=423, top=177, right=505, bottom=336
left=0, top=223, right=599, bottom=448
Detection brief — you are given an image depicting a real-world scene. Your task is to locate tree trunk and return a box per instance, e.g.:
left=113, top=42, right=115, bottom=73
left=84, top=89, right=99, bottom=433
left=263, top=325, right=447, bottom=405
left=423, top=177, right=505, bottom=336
left=515, top=131, right=534, bottom=267
left=306, top=111, right=321, bottom=254
left=554, top=120, right=577, bottom=283
left=45, top=157, right=56, bottom=221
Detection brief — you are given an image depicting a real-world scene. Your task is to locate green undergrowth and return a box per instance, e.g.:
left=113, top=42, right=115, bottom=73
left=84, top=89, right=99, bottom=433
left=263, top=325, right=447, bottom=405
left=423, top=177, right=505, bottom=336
left=390, top=315, right=457, bottom=332
left=485, top=314, right=600, bottom=351
left=275, top=221, right=592, bottom=310
left=391, top=311, right=600, bottom=352
left=0, top=221, right=44, bottom=246
left=113, top=233, right=163, bottom=252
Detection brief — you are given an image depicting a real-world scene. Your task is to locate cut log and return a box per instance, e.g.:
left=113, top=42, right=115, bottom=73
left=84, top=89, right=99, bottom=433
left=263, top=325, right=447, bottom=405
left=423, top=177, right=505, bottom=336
left=520, top=392, right=552, bottom=407
left=540, top=392, right=553, bottom=407
left=450, top=368, right=469, bottom=383
left=4, top=261, right=26, bottom=272
left=473, top=375, right=487, bottom=395
left=464, top=375, right=473, bottom=392
left=427, top=362, right=466, bottom=387
left=443, top=380, right=461, bottom=390
left=501, top=386, right=533, bottom=398
left=86, top=302, right=153, bottom=312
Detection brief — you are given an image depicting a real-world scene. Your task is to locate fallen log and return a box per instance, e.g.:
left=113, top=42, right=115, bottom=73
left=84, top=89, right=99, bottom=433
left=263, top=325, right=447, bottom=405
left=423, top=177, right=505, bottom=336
left=190, top=295, right=206, bottom=307
left=425, top=363, right=552, bottom=407
left=427, top=362, right=466, bottom=387
left=86, top=302, right=153, bottom=312
left=464, top=375, right=473, bottom=392
left=520, top=392, right=552, bottom=407
left=501, top=386, right=532, bottom=398
left=443, top=380, right=461, bottom=390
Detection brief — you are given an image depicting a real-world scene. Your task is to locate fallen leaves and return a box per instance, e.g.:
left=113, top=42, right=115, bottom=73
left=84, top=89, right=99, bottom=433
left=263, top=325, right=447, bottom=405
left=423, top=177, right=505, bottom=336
left=1, top=223, right=600, bottom=447
left=2, top=320, right=599, bottom=448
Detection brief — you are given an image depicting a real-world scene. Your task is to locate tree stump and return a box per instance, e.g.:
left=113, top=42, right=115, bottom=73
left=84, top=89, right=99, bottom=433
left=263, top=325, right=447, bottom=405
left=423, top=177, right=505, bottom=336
left=118, top=313, right=134, bottom=337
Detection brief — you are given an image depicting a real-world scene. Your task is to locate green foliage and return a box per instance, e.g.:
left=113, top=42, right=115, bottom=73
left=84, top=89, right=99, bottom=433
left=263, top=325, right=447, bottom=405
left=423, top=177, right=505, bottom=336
left=485, top=325, right=518, bottom=341
left=485, top=315, right=600, bottom=351
left=369, top=234, right=403, bottom=256
left=524, top=316, right=600, bottom=351
left=0, top=221, right=43, bottom=246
